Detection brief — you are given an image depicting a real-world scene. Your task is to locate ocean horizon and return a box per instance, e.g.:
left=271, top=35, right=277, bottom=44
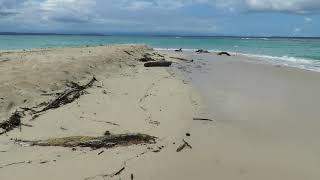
left=1, top=34, right=320, bottom=72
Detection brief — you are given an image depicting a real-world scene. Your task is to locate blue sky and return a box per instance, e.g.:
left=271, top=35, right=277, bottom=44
left=0, top=0, right=319, bottom=36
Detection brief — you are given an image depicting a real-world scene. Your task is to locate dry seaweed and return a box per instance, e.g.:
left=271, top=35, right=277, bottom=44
left=0, top=111, right=22, bottom=135
left=16, top=133, right=157, bottom=149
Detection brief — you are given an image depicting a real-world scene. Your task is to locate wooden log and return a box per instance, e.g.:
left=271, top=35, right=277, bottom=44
left=144, top=61, right=172, bottom=67
left=217, top=52, right=231, bottom=56
left=175, top=48, right=183, bottom=52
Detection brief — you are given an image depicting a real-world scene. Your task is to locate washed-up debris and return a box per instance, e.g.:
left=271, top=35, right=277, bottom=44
left=170, top=56, right=193, bottom=62
left=144, top=61, right=172, bottom=67
left=36, top=76, right=97, bottom=113
left=92, top=120, right=120, bottom=126
left=124, top=50, right=133, bottom=56
left=138, top=54, right=155, bottom=62
left=0, top=161, right=25, bottom=169
left=175, top=48, right=183, bottom=52
left=40, top=160, right=49, bottom=164
left=0, top=77, right=97, bottom=135
left=60, top=127, right=68, bottom=131
left=176, top=139, right=192, bottom=152
left=0, top=111, right=22, bottom=135
left=193, top=118, right=214, bottom=122
left=16, top=133, right=157, bottom=150
left=84, top=167, right=126, bottom=180
left=195, top=49, right=209, bottom=53
left=97, top=150, right=104, bottom=155
left=217, top=51, right=231, bottom=56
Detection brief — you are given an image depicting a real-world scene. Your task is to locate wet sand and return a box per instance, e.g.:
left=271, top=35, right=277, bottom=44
left=163, top=50, right=320, bottom=180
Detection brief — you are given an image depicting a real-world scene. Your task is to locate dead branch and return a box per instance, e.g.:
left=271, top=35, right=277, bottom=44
left=36, top=76, right=97, bottom=113
left=84, top=166, right=125, bottom=180
left=97, top=150, right=104, bottom=155
left=91, top=120, right=120, bottom=126
left=0, top=161, right=25, bottom=169
left=124, top=50, right=133, bottom=56
left=193, top=118, right=214, bottom=122
left=176, top=139, right=192, bottom=152
left=112, top=167, right=125, bottom=177
left=170, top=56, right=193, bottom=62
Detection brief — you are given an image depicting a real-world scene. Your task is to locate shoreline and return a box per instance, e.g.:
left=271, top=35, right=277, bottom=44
left=163, top=50, right=320, bottom=180
left=155, top=48, right=320, bottom=73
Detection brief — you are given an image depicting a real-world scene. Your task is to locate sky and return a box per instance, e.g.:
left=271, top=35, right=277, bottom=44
left=0, top=0, right=319, bottom=36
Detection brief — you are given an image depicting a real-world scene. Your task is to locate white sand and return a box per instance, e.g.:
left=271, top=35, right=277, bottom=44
left=0, top=45, right=201, bottom=180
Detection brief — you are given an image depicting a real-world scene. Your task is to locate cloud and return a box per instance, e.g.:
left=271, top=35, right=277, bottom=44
left=304, top=17, right=312, bottom=23
left=0, top=0, right=319, bottom=35
left=244, top=0, right=320, bottom=14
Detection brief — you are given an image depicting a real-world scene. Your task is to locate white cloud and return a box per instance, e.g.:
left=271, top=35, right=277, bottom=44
left=244, top=0, right=320, bottom=13
left=304, top=17, right=312, bottom=23
left=293, top=27, right=301, bottom=35
left=0, top=0, right=319, bottom=34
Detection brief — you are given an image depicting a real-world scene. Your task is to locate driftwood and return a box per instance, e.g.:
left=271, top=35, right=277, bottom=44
left=193, top=118, right=214, bottom=122
left=144, top=61, right=172, bottom=67
left=36, top=76, right=97, bottom=113
left=97, top=150, right=104, bottom=155
left=124, top=50, right=133, bottom=56
left=195, top=49, right=209, bottom=53
left=113, top=167, right=125, bottom=176
left=176, top=139, right=192, bottom=152
left=0, top=161, right=25, bottom=169
left=175, top=48, right=183, bottom=52
left=217, top=52, right=231, bottom=56
left=0, top=77, right=97, bottom=135
left=16, top=133, right=157, bottom=150
left=170, top=56, right=193, bottom=62
left=0, top=111, right=22, bottom=135
left=84, top=166, right=126, bottom=180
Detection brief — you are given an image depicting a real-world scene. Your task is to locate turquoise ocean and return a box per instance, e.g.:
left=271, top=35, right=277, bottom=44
left=1, top=35, right=320, bottom=72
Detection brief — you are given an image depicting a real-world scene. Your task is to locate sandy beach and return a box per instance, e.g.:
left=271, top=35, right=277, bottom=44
left=1, top=45, right=320, bottom=180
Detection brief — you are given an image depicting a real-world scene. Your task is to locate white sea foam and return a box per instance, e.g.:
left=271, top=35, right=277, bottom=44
left=241, top=37, right=269, bottom=41
left=234, top=52, right=320, bottom=72
left=155, top=47, right=320, bottom=72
